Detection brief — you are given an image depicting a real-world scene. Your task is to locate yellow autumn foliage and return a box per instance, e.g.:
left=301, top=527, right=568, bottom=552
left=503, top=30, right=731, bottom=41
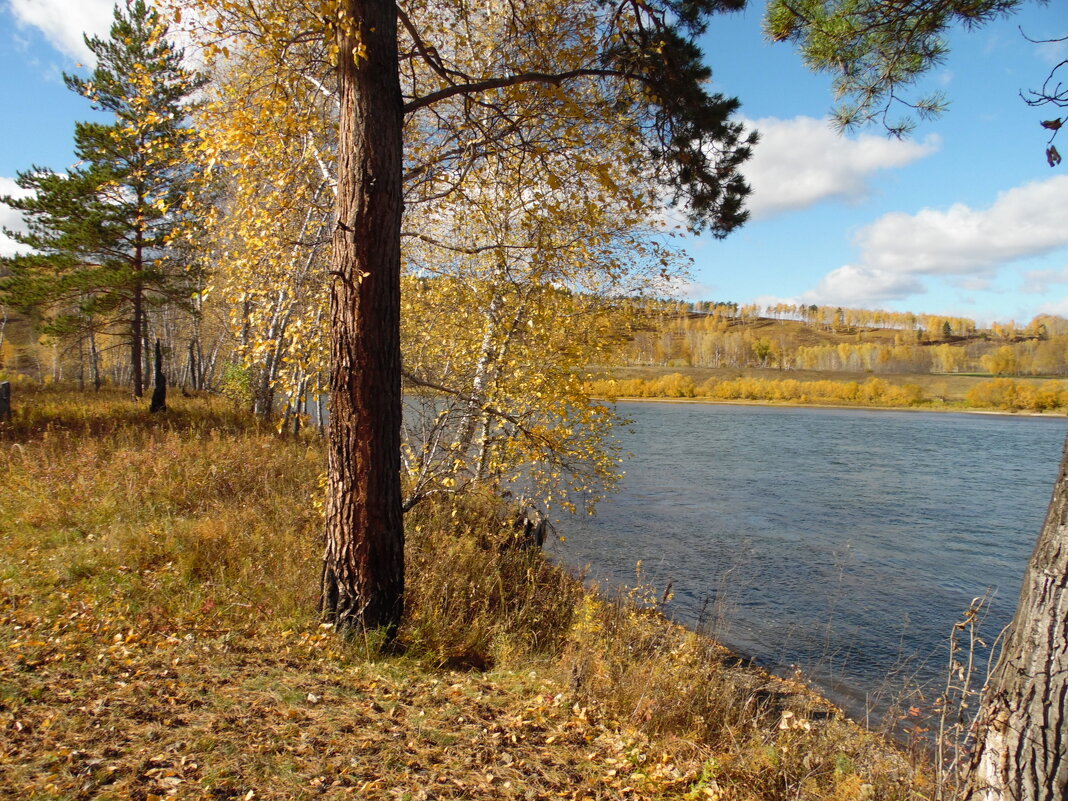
left=174, top=0, right=691, bottom=511
left=587, top=374, right=928, bottom=408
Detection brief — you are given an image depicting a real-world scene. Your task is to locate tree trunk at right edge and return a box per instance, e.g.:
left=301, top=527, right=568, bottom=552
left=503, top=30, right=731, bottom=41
left=320, top=0, right=405, bottom=636
left=966, top=434, right=1068, bottom=801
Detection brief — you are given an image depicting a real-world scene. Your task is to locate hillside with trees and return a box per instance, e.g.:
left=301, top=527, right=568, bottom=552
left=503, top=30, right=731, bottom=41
left=619, top=301, right=1068, bottom=377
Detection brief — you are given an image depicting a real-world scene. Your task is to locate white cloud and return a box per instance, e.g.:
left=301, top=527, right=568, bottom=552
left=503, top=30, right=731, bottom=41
left=8, top=0, right=116, bottom=61
left=951, top=276, right=992, bottom=292
left=800, top=175, right=1068, bottom=307
left=1036, top=296, right=1068, bottom=318
left=1021, top=265, right=1068, bottom=294
left=1035, top=37, right=1068, bottom=67
left=0, top=177, right=33, bottom=258
left=854, top=175, right=1068, bottom=276
left=742, top=116, right=939, bottom=220
left=668, top=279, right=718, bottom=300
left=801, top=265, right=925, bottom=307
left=0, top=177, right=30, bottom=198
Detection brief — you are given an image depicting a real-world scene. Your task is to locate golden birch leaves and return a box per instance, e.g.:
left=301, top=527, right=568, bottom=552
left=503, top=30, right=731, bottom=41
left=177, top=0, right=694, bottom=510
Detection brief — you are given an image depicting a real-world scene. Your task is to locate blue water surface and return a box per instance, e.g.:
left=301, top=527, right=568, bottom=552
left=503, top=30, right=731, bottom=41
left=548, top=402, right=1068, bottom=718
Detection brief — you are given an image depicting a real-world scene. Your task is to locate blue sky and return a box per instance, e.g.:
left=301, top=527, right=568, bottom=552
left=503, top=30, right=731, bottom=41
left=1, top=0, right=1066, bottom=325
left=693, top=1, right=1068, bottom=325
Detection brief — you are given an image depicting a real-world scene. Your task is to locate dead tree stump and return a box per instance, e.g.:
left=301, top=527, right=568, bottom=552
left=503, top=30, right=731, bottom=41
left=0, top=381, right=11, bottom=422
left=149, top=341, right=167, bottom=413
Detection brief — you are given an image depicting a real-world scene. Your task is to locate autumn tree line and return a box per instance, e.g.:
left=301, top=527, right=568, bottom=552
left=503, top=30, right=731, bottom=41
left=586, top=372, right=1068, bottom=414
left=623, top=301, right=1068, bottom=377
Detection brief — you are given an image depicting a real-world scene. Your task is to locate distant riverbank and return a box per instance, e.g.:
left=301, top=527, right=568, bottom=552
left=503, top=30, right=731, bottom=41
left=595, top=393, right=1067, bottom=418
left=585, top=370, right=1068, bottom=416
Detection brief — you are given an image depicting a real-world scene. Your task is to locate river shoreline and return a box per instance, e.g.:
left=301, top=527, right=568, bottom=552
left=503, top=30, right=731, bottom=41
left=595, top=394, right=1068, bottom=418
left=560, top=547, right=897, bottom=729
left=3, top=385, right=928, bottom=798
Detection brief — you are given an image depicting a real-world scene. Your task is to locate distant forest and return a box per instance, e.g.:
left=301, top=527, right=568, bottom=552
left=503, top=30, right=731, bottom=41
left=6, top=298, right=1068, bottom=387
left=624, top=301, right=1068, bottom=377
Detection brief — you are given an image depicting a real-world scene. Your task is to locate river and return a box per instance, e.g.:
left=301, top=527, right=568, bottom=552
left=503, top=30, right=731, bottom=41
left=546, top=401, right=1068, bottom=721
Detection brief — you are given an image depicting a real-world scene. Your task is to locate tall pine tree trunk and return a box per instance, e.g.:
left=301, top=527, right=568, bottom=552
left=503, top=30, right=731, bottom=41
left=320, top=0, right=405, bottom=635
left=966, top=434, right=1068, bottom=800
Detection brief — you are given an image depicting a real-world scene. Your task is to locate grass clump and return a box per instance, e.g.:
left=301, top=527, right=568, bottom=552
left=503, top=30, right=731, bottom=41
left=560, top=589, right=925, bottom=800
left=403, top=492, right=582, bottom=669
left=0, top=384, right=933, bottom=800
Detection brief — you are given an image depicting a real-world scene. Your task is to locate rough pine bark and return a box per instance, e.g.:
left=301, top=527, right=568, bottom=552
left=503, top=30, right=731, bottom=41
left=966, top=434, right=1068, bottom=801
left=320, top=0, right=405, bottom=635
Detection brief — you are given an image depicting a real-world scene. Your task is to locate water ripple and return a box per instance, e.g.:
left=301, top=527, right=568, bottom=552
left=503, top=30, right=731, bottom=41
left=551, top=402, right=1068, bottom=719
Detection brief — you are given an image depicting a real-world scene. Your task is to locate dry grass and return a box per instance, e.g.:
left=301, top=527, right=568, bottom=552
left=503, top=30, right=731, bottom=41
left=403, top=493, right=582, bottom=670
left=0, top=384, right=933, bottom=800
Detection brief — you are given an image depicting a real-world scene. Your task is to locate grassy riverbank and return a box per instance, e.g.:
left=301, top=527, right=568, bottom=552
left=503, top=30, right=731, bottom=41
left=0, top=385, right=932, bottom=800
left=588, top=366, right=1068, bottom=414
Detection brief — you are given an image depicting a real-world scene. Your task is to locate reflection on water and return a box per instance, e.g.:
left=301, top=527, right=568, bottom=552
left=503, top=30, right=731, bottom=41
left=548, top=402, right=1068, bottom=718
